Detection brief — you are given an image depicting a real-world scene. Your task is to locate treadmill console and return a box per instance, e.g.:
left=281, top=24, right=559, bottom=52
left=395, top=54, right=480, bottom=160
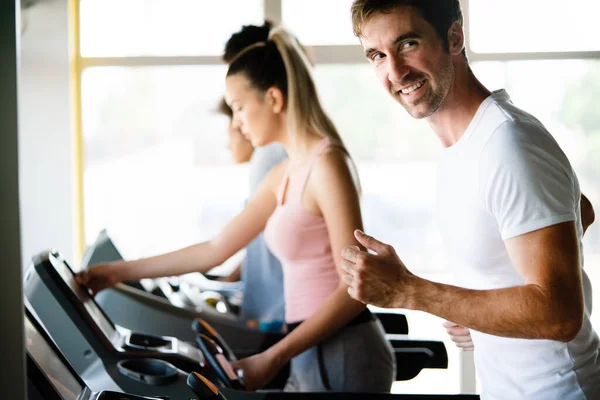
left=47, top=252, right=119, bottom=341
left=29, top=251, right=204, bottom=372
left=25, top=305, right=166, bottom=400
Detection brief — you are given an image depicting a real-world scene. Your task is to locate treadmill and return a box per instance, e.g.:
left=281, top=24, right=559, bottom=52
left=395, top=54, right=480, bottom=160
left=80, top=231, right=441, bottom=369
left=24, top=251, right=210, bottom=398
left=25, top=250, right=479, bottom=399
left=24, top=300, right=189, bottom=400
left=24, top=298, right=477, bottom=400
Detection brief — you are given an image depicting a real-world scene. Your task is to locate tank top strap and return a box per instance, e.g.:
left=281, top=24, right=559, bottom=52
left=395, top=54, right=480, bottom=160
left=297, top=137, right=337, bottom=198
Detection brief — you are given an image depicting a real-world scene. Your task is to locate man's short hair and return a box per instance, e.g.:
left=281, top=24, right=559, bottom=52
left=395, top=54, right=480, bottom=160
left=351, top=0, right=463, bottom=53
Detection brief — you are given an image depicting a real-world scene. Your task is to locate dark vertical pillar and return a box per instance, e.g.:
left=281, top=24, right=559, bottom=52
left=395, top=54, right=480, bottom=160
left=0, top=0, right=26, bottom=398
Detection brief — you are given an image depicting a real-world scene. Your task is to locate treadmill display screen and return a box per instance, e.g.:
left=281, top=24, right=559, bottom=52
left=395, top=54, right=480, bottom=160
left=25, top=317, right=82, bottom=399
left=53, top=257, right=117, bottom=339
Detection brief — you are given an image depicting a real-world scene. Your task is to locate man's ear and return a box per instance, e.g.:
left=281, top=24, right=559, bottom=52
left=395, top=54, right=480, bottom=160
left=266, top=86, right=285, bottom=114
left=447, top=21, right=465, bottom=56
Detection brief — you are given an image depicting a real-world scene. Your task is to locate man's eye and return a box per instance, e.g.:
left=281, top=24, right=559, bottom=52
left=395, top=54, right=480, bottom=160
left=371, top=53, right=385, bottom=61
left=401, top=41, right=417, bottom=50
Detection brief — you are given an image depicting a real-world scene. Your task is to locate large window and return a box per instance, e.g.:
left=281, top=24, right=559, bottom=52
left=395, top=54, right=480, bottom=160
left=81, top=66, right=248, bottom=258
left=77, top=0, right=600, bottom=395
left=469, top=0, right=600, bottom=53
left=282, top=0, right=356, bottom=45
left=80, top=0, right=264, bottom=57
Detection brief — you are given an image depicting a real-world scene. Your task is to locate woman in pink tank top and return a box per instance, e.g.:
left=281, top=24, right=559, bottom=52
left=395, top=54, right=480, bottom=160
left=78, top=26, right=395, bottom=393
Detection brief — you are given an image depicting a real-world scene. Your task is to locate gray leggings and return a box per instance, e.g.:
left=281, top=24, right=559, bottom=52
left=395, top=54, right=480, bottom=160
left=283, top=319, right=396, bottom=392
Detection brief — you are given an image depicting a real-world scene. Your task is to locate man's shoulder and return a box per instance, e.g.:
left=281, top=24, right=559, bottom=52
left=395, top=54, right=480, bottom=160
left=478, top=105, right=573, bottom=188
left=480, top=101, right=555, bottom=156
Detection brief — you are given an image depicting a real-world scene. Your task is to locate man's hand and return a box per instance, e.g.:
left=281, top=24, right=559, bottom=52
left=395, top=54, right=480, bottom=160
left=442, top=320, right=474, bottom=351
left=340, top=229, right=417, bottom=309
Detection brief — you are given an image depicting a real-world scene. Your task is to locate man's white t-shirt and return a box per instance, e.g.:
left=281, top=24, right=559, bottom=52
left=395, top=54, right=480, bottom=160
left=436, top=90, right=600, bottom=399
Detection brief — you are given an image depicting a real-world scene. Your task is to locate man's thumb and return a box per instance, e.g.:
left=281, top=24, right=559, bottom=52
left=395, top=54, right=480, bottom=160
left=354, top=229, right=388, bottom=255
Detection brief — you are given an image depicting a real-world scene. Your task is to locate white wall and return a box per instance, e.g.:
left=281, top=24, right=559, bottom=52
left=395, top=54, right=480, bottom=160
left=19, top=0, right=75, bottom=268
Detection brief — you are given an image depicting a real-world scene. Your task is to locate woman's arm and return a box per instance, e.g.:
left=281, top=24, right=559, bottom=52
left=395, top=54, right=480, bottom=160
left=266, top=148, right=366, bottom=365
left=77, top=162, right=288, bottom=293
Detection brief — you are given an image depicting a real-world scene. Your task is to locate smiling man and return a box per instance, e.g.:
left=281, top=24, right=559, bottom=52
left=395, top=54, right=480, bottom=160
left=341, top=1, right=600, bottom=398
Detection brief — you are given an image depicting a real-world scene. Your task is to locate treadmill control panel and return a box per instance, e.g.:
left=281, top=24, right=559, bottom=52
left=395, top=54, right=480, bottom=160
left=51, top=253, right=119, bottom=340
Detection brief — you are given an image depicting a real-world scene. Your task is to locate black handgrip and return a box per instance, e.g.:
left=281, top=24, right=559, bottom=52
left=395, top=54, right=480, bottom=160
left=374, top=312, right=409, bottom=334
left=195, top=334, right=244, bottom=390
left=192, top=318, right=237, bottom=362
left=187, top=372, right=228, bottom=399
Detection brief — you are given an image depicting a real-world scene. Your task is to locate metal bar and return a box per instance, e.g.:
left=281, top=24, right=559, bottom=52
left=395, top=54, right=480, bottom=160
left=469, top=51, right=600, bottom=62
left=80, top=48, right=600, bottom=70
left=80, top=55, right=224, bottom=68
left=264, top=0, right=282, bottom=24
left=70, top=0, right=86, bottom=261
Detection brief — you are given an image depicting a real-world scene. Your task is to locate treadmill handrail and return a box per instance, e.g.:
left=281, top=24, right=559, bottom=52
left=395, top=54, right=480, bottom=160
left=388, top=336, right=449, bottom=369
left=111, top=283, right=239, bottom=321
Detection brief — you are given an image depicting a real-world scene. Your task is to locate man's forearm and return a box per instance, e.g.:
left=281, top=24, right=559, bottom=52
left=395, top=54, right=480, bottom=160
left=410, top=278, right=582, bottom=342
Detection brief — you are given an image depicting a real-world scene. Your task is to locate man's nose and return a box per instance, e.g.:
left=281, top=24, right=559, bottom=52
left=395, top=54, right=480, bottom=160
left=387, top=55, right=410, bottom=85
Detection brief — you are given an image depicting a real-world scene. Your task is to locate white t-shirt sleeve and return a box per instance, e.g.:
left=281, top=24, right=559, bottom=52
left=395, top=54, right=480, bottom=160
left=479, top=120, right=577, bottom=240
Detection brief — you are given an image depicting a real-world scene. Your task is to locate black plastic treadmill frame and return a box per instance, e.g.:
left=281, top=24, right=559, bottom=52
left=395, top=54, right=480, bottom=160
left=24, top=302, right=87, bottom=392
left=27, top=251, right=206, bottom=374
left=31, top=252, right=121, bottom=347
left=116, top=359, right=179, bottom=386
left=26, top=353, right=64, bottom=400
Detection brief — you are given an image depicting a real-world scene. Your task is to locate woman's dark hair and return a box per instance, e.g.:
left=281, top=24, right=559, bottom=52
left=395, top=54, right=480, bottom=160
left=223, top=20, right=274, bottom=63
left=217, top=21, right=274, bottom=118
left=227, top=39, right=288, bottom=96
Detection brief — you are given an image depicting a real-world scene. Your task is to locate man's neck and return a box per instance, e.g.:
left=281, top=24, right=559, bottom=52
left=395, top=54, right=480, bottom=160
left=428, top=66, right=492, bottom=148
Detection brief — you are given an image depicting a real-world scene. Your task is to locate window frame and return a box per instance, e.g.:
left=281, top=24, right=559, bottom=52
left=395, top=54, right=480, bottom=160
left=71, top=0, right=600, bottom=393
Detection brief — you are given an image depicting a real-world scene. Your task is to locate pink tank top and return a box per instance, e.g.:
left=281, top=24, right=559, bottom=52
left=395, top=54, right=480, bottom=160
left=264, top=138, right=341, bottom=323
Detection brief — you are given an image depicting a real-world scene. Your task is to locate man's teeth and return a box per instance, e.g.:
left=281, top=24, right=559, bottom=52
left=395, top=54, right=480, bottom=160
left=401, top=80, right=425, bottom=94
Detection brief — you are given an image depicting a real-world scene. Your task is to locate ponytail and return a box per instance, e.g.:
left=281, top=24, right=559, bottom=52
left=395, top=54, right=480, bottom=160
left=227, top=26, right=362, bottom=193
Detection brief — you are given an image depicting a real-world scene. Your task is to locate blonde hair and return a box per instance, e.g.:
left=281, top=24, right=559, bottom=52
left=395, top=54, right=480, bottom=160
left=268, top=28, right=344, bottom=146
